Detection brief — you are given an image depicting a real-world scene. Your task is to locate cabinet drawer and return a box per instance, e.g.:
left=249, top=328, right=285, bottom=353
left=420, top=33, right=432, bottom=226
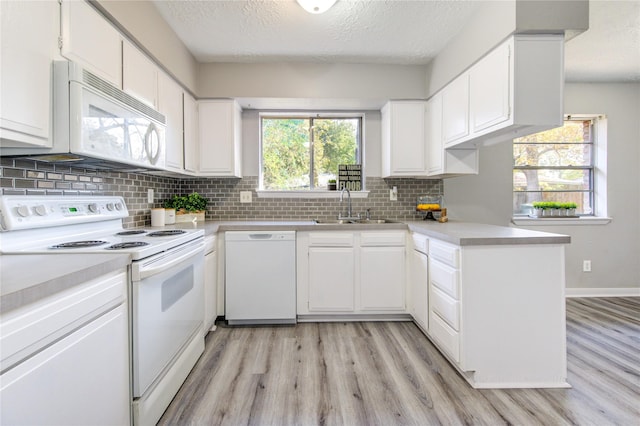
left=411, top=233, right=429, bottom=254
left=429, top=240, right=460, bottom=268
left=430, top=286, right=460, bottom=331
left=308, top=232, right=354, bottom=247
left=429, top=311, right=460, bottom=362
left=429, top=259, right=459, bottom=299
left=360, top=231, right=405, bottom=247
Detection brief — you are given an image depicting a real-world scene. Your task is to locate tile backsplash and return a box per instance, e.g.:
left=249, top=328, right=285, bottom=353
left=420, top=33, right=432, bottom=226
left=1, top=158, right=443, bottom=226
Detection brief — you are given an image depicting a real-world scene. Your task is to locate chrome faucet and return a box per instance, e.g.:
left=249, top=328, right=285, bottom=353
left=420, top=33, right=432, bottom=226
left=339, top=188, right=359, bottom=221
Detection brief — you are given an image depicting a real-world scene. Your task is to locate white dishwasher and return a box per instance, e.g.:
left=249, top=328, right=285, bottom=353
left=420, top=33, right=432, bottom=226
left=225, top=231, right=296, bottom=325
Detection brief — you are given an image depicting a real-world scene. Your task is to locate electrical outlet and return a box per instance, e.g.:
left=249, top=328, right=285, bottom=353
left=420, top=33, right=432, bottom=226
left=583, top=260, right=592, bottom=272
left=390, top=186, right=398, bottom=201
left=147, top=188, right=154, bottom=203
left=240, top=191, right=252, bottom=203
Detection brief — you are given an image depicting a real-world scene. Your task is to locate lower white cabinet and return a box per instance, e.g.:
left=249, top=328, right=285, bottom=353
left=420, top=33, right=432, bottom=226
left=204, top=235, right=218, bottom=333
left=308, top=246, right=356, bottom=312
left=298, top=231, right=406, bottom=316
left=425, top=237, right=568, bottom=388
left=409, top=233, right=429, bottom=331
left=0, top=271, right=130, bottom=425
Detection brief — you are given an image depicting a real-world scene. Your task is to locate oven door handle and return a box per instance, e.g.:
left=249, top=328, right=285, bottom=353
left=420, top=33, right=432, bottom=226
left=134, top=240, right=204, bottom=281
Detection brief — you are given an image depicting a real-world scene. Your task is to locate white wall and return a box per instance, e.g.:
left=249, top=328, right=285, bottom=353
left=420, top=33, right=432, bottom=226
left=444, top=83, right=640, bottom=291
left=198, top=62, right=427, bottom=101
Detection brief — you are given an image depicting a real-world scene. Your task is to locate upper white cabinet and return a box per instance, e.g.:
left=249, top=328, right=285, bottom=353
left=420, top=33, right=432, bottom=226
left=183, top=93, right=199, bottom=174
left=441, top=76, right=470, bottom=145
left=443, top=35, right=564, bottom=149
left=123, top=40, right=158, bottom=108
left=426, top=93, right=478, bottom=177
left=0, top=0, right=58, bottom=148
left=158, top=72, right=184, bottom=172
left=198, top=100, right=243, bottom=177
left=381, top=101, right=428, bottom=177
left=60, top=0, right=122, bottom=88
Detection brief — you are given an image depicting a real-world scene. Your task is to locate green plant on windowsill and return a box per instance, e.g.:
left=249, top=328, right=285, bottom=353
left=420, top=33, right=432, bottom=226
left=327, top=179, right=337, bottom=190
left=163, top=192, right=208, bottom=213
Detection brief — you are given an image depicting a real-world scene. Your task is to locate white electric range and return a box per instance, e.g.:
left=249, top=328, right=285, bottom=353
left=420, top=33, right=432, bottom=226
left=0, top=195, right=205, bottom=426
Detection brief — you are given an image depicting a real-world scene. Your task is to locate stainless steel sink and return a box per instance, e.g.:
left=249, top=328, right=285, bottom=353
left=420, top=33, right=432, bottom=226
left=313, top=219, right=399, bottom=225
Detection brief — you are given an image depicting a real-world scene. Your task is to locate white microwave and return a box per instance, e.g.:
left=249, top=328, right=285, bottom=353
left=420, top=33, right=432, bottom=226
left=2, top=61, right=166, bottom=171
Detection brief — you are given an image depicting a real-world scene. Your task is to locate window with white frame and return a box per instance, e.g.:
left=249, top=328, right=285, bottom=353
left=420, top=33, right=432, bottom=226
left=259, top=114, right=362, bottom=191
left=513, top=115, right=606, bottom=217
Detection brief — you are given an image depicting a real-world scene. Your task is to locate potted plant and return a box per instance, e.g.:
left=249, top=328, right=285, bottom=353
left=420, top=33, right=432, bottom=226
left=164, top=192, right=208, bottom=223
left=561, top=202, right=577, bottom=216
left=327, top=179, right=337, bottom=190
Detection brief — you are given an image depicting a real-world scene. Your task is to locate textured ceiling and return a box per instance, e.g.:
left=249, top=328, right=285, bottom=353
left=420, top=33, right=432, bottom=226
left=153, top=0, right=640, bottom=82
left=153, top=0, right=482, bottom=64
left=564, top=0, right=640, bottom=82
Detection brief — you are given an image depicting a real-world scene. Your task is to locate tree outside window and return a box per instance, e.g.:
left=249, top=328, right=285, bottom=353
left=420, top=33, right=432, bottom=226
left=261, top=116, right=362, bottom=190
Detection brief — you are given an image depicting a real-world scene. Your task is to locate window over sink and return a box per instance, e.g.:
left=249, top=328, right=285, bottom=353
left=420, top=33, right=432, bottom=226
left=259, top=113, right=363, bottom=192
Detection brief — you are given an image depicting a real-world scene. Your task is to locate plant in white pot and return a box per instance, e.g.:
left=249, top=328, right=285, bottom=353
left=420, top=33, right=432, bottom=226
left=164, top=193, right=208, bottom=223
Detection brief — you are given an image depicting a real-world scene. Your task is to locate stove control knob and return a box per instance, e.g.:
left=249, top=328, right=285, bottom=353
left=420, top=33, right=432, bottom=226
left=106, top=203, right=115, bottom=211
left=115, top=202, right=123, bottom=211
left=88, top=203, right=99, bottom=213
left=17, top=205, right=31, bottom=217
left=34, top=205, right=48, bottom=216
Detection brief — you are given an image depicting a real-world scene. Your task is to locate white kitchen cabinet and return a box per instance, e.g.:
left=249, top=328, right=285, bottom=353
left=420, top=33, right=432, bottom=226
left=158, top=72, right=184, bottom=172
left=298, top=231, right=407, bottom=316
left=425, top=93, right=478, bottom=177
left=183, top=92, right=199, bottom=174
left=60, top=0, right=122, bottom=88
left=307, top=232, right=356, bottom=312
left=359, top=232, right=406, bottom=311
left=0, top=0, right=57, bottom=148
left=198, top=100, right=243, bottom=177
left=426, top=237, right=568, bottom=388
left=443, top=35, right=564, bottom=149
left=381, top=101, right=428, bottom=177
left=441, top=75, right=470, bottom=145
left=203, top=235, right=217, bottom=333
left=409, top=233, right=429, bottom=332
left=123, top=40, right=158, bottom=108
left=0, top=271, right=130, bottom=426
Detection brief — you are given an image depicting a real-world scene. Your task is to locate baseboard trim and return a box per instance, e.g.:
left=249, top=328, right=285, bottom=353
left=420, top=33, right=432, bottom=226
left=565, top=287, right=640, bottom=298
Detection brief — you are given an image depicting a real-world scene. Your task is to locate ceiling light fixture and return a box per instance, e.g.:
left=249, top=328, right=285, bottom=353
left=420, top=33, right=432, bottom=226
left=296, top=0, right=338, bottom=14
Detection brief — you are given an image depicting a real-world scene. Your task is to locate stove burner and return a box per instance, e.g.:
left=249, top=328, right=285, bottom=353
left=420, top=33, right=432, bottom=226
left=116, top=230, right=147, bottom=236
left=50, top=240, right=109, bottom=249
left=147, top=230, right=186, bottom=237
left=106, top=241, right=150, bottom=250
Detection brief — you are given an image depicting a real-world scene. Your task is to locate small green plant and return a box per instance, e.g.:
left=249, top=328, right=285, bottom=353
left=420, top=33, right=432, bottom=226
left=164, top=192, right=208, bottom=212
left=532, top=201, right=559, bottom=210
left=560, top=202, right=577, bottom=209
left=328, top=179, right=337, bottom=184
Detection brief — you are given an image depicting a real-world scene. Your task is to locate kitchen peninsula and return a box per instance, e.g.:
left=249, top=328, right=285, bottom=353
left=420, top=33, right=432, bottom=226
left=171, top=219, right=570, bottom=389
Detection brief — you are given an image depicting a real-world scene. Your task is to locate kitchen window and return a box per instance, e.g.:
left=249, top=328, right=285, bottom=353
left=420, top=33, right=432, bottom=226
left=259, top=114, right=363, bottom=192
left=512, top=115, right=609, bottom=224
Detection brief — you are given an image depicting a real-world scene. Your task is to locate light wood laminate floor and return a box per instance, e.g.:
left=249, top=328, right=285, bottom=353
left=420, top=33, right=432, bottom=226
left=158, top=297, right=640, bottom=425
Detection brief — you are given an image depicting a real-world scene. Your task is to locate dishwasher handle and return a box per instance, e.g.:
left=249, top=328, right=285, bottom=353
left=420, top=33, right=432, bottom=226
left=249, top=233, right=273, bottom=240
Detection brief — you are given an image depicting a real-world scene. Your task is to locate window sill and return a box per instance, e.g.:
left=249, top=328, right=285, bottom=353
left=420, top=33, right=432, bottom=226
left=256, top=190, right=370, bottom=199
left=512, top=216, right=612, bottom=226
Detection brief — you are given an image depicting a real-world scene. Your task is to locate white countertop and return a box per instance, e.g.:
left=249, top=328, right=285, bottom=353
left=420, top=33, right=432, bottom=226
left=166, top=219, right=570, bottom=246
left=0, top=253, right=130, bottom=313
